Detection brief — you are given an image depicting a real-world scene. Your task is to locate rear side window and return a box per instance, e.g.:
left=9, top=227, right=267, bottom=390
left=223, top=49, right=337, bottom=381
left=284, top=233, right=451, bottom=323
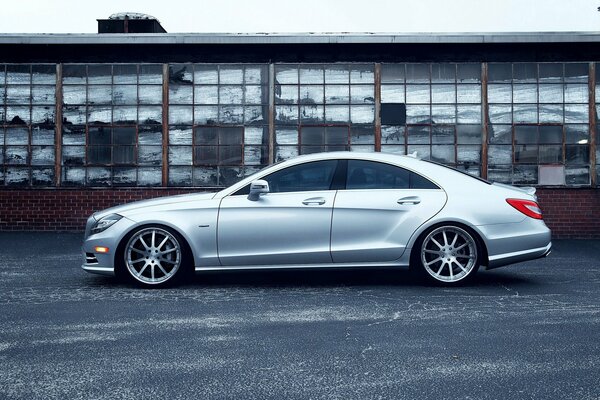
left=266, top=160, right=338, bottom=193
left=346, top=160, right=439, bottom=190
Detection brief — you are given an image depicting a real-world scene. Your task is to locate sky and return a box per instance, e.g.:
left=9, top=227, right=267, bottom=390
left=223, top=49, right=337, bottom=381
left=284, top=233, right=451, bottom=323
left=0, top=0, right=599, bottom=33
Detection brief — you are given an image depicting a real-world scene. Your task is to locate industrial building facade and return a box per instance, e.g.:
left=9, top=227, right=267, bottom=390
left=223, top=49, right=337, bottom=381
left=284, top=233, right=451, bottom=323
left=0, top=32, right=599, bottom=236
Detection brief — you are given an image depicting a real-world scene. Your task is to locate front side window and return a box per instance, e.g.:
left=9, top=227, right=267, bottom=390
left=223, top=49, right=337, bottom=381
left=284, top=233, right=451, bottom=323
left=264, top=160, right=338, bottom=193
left=346, top=160, right=438, bottom=189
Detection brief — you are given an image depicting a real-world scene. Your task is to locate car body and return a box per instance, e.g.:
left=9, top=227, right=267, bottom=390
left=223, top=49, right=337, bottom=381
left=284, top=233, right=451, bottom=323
left=82, top=152, right=552, bottom=287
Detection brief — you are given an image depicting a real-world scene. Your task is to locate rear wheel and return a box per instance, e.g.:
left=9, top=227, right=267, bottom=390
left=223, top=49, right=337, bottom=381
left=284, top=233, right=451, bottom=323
left=414, top=225, right=480, bottom=284
left=122, top=226, right=189, bottom=288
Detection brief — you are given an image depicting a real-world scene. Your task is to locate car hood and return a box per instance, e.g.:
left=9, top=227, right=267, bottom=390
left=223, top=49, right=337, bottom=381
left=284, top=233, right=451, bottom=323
left=93, top=192, right=218, bottom=220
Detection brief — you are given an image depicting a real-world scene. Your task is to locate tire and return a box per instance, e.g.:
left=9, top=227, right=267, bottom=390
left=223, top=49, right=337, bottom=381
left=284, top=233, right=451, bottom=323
left=411, top=225, right=481, bottom=285
left=118, top=225, right=192, bottom=288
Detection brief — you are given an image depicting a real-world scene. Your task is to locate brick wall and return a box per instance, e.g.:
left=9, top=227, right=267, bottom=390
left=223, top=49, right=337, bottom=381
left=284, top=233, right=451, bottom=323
left=0, top=188, right=599, bottom=238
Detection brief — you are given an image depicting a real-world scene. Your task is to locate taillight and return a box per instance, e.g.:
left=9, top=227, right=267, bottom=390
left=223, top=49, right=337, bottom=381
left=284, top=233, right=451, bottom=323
left=506, top=198, right=543, bottom=220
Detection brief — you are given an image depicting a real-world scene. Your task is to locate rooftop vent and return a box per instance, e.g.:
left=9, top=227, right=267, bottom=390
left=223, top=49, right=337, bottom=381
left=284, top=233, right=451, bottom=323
left=98, top=12, right=167, bottom=33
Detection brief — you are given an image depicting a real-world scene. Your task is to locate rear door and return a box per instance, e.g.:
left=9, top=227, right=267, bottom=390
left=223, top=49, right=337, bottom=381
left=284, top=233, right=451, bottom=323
left=331, top=160, right=447, bottom=263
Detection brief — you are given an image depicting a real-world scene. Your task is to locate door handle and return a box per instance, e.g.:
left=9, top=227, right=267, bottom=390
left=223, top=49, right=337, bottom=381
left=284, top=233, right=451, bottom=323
left=302, top=197, right=326, bottom=206
left=397, top=196, right=421, bottom=205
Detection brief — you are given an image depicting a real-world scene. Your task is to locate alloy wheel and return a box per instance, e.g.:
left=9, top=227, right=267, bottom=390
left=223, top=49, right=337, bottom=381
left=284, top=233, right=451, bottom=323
left=420, top=226, right=478, bottom=283
left=124, top=227, right=182, bottom=285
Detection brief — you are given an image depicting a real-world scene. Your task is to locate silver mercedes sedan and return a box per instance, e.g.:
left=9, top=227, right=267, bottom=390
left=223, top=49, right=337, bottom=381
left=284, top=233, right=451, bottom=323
left=82, top=152, right=551, bottom=287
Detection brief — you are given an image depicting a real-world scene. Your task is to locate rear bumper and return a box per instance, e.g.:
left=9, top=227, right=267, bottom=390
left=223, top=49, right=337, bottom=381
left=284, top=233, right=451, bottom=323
left=486, top=241, right=552, bottom=269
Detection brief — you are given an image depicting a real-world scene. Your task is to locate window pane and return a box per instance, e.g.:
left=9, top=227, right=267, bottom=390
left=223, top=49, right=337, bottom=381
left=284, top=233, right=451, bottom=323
left=300, top=85, right=324, bottom=104
left=539, top=63, right=563, bottom=83
left=275, top=66, right=298, bottom=84
left=170, top=85, right=193, bottom=104
left=431, top=145, right=455, bottom=164
left=382, top=64, right=404, bottom=84
left=220, top=67, right=244, bottom=85
left=457, top=64, right=481, bottom=83
left=515, top=125, right=538, bottom=144
left=299, top=67, right=324, bottom=84
left=113, top=85, right=137, bottom=105
left=513, top=63, right=537, bottom=83
left=488, top=84, right=512, bottom=103
left=564, top=84, right=588, bottom=103
left=381, top=85, right=404, bottom=103
left=195, top=85, right=219, bottom=104
left=406, top=85, right=430, bottom=103
left=139, top=65, right=162, bottom=84
left=325, top=65, right=349, bottom=83
left=351, top=85, right=375, bottom=104
left=431, top=85, right=456, bottom=104
left=350, top=65, right=374, bottom=83
left=114, top=65, right=138, bottom=84
left=488, top=145, right=513, bottom=165
left=406, top=105, right=430, bottom=124
left=515, top=145, right=538, bottom=163
left=488, top=64, right=511, bottom=83
left=194, top=65, right=219, bottom=85
left=406, top=64, right=429, bottom=83
left=539, top=84, right=563, bottom=103
left=275, top=85, right=298, bottom=104
left=457, top=84, right=480, bottom=103
left=539, top=125, right=563, bottom=144
left=513, top=84, right=537, bottom=103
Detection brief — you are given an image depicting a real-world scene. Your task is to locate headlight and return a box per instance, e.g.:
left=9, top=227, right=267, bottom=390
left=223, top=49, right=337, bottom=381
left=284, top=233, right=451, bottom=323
left=91, top=214, right=122, bottom=235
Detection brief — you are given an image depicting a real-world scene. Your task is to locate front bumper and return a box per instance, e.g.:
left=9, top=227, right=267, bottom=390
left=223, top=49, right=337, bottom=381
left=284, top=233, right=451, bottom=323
left=81, top=215, right=136, bottom=276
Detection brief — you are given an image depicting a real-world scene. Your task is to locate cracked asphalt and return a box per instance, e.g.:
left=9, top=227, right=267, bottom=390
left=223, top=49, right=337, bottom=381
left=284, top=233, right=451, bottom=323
left=0, top=233, right=599, bottom=400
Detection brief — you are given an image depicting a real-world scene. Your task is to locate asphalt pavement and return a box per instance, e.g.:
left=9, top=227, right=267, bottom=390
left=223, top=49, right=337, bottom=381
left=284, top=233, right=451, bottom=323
left=0, top=233, right=599, bottom=400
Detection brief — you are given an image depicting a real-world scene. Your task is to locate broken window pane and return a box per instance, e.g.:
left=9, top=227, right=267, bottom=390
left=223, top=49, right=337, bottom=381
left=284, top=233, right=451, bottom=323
left=169, top=64, right=193, bottom=84
left=112, top=85, right=137, bottom=105
left=194, top=65, right=219, bottom=85
left=220, top=67, right=244, bottom=85
left=32, top=86, right=55, bottom=104
left=139, top=64, right=162, bottom=84
left=114, top=65, right=138, bottom=84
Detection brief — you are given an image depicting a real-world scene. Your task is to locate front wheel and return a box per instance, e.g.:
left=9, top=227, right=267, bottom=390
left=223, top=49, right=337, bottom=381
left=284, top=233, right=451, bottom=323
left=413, top=225, right=480, bottom=284
left=122, top=226, right=189, bottom=288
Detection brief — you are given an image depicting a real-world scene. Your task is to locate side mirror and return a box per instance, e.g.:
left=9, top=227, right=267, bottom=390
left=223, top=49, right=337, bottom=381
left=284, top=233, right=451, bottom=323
left=248, top=180, right=270, bottom=201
